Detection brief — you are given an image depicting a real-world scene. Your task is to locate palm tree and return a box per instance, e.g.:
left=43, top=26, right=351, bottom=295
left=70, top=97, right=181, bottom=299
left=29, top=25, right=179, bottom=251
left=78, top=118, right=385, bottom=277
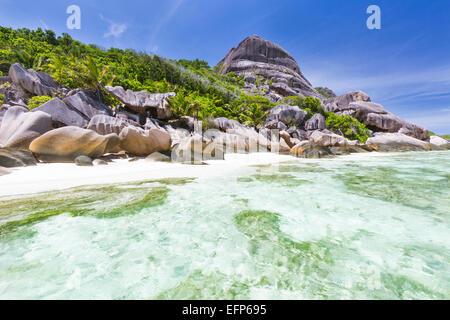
left=240, top=103, right=268, bottom=129
left=80, top=55, right=116, bottom=100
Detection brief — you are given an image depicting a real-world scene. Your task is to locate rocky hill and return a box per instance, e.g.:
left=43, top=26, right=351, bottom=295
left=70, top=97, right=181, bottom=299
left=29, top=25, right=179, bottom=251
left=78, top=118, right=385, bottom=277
left=216, top=35, right=321, bottom=101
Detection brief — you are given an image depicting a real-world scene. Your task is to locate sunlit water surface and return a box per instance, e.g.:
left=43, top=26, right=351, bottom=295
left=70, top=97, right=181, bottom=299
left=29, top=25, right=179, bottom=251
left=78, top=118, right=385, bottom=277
left=0, top=151, right=449, bottom=299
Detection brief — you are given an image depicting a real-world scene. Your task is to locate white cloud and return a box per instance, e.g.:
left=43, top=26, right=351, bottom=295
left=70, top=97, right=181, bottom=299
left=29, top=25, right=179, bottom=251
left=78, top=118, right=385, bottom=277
left=100, top=14, right=127, bottom=38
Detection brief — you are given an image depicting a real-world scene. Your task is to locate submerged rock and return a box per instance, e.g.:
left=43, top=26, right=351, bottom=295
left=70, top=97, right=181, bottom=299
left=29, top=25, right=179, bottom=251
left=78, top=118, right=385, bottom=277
left=29, top=127, right=120, bottom=162
left=0, top=106, right=53, bottom=149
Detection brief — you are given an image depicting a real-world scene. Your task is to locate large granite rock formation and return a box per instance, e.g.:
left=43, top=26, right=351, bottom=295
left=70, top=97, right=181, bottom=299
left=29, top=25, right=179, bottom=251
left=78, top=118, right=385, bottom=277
left=324, top=91, right=428, bottom=140
left=9, top=63, right=60, bottom=96
left=63, top=91, right=113, bottom=120
left=31, top=97, right=88, bottom=128
left=104, top=86, right=175, bottom=120
left=216, top=35, right=321, bottom=100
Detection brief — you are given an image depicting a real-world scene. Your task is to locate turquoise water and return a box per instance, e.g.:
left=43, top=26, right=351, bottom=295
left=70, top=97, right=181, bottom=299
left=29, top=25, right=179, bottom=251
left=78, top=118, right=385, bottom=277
left=0, top=151, right=449, bottom=299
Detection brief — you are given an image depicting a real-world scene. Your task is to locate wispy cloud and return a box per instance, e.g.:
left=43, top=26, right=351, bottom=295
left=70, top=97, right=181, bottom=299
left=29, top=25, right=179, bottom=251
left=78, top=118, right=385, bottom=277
left=148, top=0, right=185, bottom=51
left=100, top=14, right=127, bottom=38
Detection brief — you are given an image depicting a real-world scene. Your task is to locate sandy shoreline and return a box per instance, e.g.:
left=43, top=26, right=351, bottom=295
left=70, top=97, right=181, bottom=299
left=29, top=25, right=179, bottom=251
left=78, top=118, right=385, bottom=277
left=1, top=150, right=441, bottom=197
left=0, top=153, right=297, bottom=197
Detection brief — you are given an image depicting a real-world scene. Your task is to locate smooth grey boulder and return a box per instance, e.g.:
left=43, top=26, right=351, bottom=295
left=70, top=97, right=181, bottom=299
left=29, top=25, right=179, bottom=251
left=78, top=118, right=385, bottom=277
left=309, top=130, right=348, bottom=147
left=266, top=104, right=307, bottom=127
left=290, top=141, right=333, bottom=159
left=105, top=86, right=175, bottom=120
left=74, top=155, right=93, bottom=166
left=264, top=120, right=288, bottom=131
left=210, top=117, right=248, bottom=132
left=304, top=113, right=326, bottom=131
left=429, top=135, right=450, bottom=149
left=9, top=63, right=59, bottom=96
left=366, top=133, right=431, bottom=152
left=63, top=91, right=113, bottom=120
left=32, top=97, right=88, bottom=128
left=0, top=148, right=37, bottom=167
left=119, top=126, right=171, bottom=156
left=29, top=127, right=120, bottom=162
left=0, top=106, right=53, bottom=149
left=146, top=152, right=171, bottom=162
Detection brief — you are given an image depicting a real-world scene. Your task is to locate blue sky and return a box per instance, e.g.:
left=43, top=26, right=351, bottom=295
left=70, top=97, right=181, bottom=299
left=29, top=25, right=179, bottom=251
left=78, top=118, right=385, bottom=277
left=1, top=0, right=449, bottom=133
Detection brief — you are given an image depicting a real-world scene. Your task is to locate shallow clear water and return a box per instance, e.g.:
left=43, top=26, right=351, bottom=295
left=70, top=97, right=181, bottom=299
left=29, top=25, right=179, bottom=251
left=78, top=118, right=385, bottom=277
left=0, top=151, right=449, bottom=299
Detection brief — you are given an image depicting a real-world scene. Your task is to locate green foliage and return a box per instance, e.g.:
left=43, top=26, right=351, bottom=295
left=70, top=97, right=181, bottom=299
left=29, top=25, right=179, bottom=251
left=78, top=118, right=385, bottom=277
left=239, top=103, right=269, bottom=128
left=315, top=87, right=333, bottom=99
left=301, top=96, right=325, bottom=119
left=27, top=95, right=53, bottom=110
left=439, top=134, right=450, bottom=140
left=0, top=93, right=4, bottom=104
left=282, top=95, right=305, bottom=106
left=325, top=112, right=371, bottom=143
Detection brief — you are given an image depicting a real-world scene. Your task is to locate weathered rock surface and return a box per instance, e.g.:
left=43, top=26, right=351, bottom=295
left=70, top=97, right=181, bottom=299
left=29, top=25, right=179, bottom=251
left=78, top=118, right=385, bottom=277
left=119, top=126, right=171, bottom=156
left=32, top=97, right=88, bottom=128
left=29, top=127, right=120, bottom=162
left=0, top=148, right=37, bottom=167
left=304, top=113, right=326, bottom=131
left=0, top=106, right=53, bottom=149
left=325, top=91, right=428, bottom=140
left=429, top=135, right=450, bottom=149
left=266, top=105, right=307, bottom=127
left=9, top=63, right=60, bottom=96
left=366, top=133, right=431, bottom=152
left=63, top=91, right=113, bottom=120
left=309, top=130, right=348, bottom=147
left=290, top=141, right=332, bottom=159
left=216, top=35, right=321, bottom=100
left=105, top=86, right=175, bottom=120
left=87, top=114, right=129, bottom=136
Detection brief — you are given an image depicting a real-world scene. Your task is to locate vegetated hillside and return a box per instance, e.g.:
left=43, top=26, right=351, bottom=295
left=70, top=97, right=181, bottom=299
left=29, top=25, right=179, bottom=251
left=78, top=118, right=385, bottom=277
left=0, top=27, right=277, bottom=123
